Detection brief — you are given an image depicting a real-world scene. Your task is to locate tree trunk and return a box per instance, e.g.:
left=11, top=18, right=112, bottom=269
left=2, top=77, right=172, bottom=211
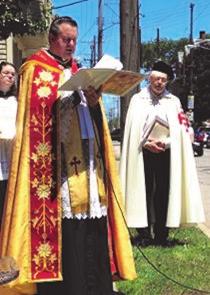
left=120, top=0, right=140, bottom=136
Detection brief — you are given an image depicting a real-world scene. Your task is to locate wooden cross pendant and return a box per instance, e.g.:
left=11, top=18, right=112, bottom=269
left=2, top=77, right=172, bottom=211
left=70, top=156, right=81, bottom=176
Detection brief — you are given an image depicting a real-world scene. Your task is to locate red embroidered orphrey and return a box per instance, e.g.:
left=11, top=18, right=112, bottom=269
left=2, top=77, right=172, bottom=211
left=29, top=64, right=61, bottom=280
left=27, top=50, right=79, bottom=281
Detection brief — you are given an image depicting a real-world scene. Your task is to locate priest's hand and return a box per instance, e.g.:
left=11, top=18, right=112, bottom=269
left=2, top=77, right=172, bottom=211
left=144, top=139, right=165, bottom=153
left=83, top=86, right=102, bottom=107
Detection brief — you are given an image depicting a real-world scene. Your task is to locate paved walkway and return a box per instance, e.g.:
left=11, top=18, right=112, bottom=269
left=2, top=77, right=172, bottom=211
left=195, top=148, right=210, bottom=237
left=113, top=141, right=210, bottom=238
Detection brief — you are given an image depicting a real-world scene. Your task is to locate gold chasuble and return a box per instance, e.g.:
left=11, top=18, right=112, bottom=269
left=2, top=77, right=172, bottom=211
left=0, top=49, right=136, bottom=295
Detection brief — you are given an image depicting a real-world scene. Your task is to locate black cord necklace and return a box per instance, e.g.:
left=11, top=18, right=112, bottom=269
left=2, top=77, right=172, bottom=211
left=47, top=50, right=72, bottom=69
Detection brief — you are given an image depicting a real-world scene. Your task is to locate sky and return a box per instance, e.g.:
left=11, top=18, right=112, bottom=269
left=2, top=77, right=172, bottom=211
left=52, top=0, right=210, bottom=62
left=51, top=0, right=210, bottom=120
left=141, top=0, right=210, bottom=42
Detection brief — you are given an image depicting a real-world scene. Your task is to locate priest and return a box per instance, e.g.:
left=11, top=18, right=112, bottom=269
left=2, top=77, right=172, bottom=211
left=0, top=16, right=136, bottom=295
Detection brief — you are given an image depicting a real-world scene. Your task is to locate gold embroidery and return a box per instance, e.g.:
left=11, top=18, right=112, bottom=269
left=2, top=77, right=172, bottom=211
left=39, top=71, right=54, bottom=82
left=31, top=177, right=39, bottom=188
left=37, top=86, right=51, bottom=98
left=36, top=184, right=51, bottom=200
left=34, top=77, right=41, bottom=86
left=36, top=142, right=51, bottom=158
left=33, top=242, right=57, bottom=278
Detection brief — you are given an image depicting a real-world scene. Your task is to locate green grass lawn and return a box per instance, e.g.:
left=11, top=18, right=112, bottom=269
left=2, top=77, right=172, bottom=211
left=117, top=227, right=210, bottom=295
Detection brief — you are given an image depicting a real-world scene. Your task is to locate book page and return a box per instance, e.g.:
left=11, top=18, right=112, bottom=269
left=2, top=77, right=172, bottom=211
left=102, top=70, right=143, bottom=96
left=94, top=54, right=123, bottom=70
left=59, top=68, right=116, bottom=91
left=59, top=68, right=144, bottom=95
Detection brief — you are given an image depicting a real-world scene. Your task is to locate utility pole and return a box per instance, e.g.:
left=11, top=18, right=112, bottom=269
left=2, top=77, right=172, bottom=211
left=139, top=3, right=145, bottom=68
left=98, top=0, right=103, bottom=61
left=139, top=26, right=142, bottom=67
left=187, top=48, right=195, bottom=123
left=189, top=3, right=195, bottom=44
left=156, top=27, right=160, bottom=58
left=188, top=3, right=195, bottom=123
left=120, top=0, right=140, bottom=134
left=90, top=35, right=96, bottom=67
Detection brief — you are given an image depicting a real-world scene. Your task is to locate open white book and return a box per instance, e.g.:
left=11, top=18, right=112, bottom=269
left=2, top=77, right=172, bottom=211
left=141, top=116, right=170, bottom=147
left=59, top=55, right=144, bottom=96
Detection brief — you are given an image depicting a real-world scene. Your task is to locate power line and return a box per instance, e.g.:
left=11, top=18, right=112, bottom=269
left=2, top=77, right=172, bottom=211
left=142, top=1, right=210, bottom=26
left=141, top=0, right=210, bottom=27
left=141, top=0, right=210, bottom=41
left=103, top=23, right=119, bottom=53
left=143, top=9, right=187, bottom=24
left=52, top=0, right=89, bottom=10
left=194, top=2, right=210, bottom=23
left=79, top=21, right=96, bottom=41
left=104, top=3, right=119, bottom=17
left=103, top=22, right=119, bottom=32
left=141, top=0, right=189, bottom=21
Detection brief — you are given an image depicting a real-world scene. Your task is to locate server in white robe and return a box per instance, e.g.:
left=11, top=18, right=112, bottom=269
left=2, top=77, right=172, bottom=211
left=0, top=61, right=17, bottom=225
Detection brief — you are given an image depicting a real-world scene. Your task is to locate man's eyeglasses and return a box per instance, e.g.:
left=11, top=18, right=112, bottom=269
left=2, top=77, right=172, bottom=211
left=0, top=71, right=16, bottom=78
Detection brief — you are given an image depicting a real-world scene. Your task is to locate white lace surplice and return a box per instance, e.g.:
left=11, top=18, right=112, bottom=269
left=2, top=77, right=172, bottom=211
left=60, top=69, right=107, bottom=219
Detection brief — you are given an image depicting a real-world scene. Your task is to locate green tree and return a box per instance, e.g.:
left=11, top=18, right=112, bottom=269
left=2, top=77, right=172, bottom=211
left=141, top=37, right=210, bottom=122
left=108, top=117, right=120, bottom=131
left=141, top=37, right=189, bottom=109
left=0, top=0, right=52, bottom=39
left=171, top=39, right=210, bottom=122
left=141, top=37, right=188, bottom=70
left=188, top=45, right=210, bottom=122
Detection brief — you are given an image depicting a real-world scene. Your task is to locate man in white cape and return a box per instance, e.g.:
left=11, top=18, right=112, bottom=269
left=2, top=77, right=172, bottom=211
left=120, top=61, right=205, bottom=247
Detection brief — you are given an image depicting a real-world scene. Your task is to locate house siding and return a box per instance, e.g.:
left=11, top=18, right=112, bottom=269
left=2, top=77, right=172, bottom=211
left=0, top=40, right=7, bottom=62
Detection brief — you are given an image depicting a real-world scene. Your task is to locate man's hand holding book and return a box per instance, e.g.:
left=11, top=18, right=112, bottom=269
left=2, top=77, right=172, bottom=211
left=141, top=116, right=170, bottom=153
left=144, top=139, right=166, bottom=153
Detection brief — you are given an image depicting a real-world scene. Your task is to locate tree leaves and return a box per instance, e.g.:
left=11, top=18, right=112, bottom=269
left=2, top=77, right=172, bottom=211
left=141, top=38, right=189, bottom=70
left=0, top=0, right=52, bottom=39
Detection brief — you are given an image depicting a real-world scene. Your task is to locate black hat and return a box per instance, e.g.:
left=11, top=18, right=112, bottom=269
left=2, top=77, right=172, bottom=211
left=152, top=61, right=174, bottom=80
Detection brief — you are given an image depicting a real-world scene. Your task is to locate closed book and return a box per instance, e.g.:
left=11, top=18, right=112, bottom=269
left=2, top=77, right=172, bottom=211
left=141, top=116, right=169, bottom=146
